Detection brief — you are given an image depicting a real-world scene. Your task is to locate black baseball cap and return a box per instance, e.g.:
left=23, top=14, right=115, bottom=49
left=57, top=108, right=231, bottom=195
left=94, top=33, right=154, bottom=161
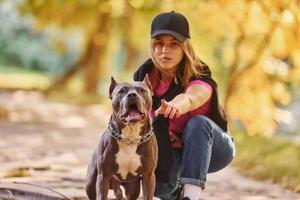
left=151, top=11, right=190, bottom=42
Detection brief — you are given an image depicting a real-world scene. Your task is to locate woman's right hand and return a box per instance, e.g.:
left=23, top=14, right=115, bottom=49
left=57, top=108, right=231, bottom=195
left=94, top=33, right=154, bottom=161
left=154, top=99, right=181, bottom=119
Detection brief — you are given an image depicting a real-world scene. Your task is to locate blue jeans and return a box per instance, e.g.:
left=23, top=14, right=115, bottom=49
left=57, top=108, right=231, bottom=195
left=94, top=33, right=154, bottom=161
left=154, top=115, right=236, bottom=199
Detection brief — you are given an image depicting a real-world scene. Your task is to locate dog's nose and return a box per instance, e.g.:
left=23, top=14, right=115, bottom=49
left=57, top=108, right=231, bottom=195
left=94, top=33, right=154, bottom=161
left=127, top=92, right=137, bottom=99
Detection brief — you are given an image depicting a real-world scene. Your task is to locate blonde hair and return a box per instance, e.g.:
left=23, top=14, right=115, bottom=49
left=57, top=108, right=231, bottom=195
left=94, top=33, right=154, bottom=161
left=150, top=38, right=208, bottom=88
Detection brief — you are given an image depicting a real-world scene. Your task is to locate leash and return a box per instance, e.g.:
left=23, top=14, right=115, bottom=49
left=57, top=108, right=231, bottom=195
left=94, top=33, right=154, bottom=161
left=107, top=123, right=154, bottom=145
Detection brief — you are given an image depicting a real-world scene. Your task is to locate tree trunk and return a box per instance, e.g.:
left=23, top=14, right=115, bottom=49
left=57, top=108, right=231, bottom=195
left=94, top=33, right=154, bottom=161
left=120, top=1, right=139, bottom=70
left=46, top=1, right=111, bottom=95
left=83, top=6, right=111, bottom=94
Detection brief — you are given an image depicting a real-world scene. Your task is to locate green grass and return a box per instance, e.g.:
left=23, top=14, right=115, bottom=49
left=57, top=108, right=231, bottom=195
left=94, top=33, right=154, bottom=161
left=0, top=65, right=51, bottom=90
left=48, top=90, right=109, bottom=106
left=0, top=65, right=111, bottom=105
left=233, top=131, right=300, bottom=192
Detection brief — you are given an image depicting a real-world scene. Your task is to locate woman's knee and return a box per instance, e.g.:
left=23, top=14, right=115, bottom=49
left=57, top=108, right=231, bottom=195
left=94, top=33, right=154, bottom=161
left=208, top=136, right=235, bottom=173
left=208, top=153, right=234, bottom=173
left=186, top=115, right=212, bottom=129
left=183, top=115, right=213, bottom=141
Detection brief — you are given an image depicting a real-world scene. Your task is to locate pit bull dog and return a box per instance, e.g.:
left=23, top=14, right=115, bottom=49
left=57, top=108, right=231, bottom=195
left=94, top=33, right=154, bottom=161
left=86, top=75, right=158, bottom=200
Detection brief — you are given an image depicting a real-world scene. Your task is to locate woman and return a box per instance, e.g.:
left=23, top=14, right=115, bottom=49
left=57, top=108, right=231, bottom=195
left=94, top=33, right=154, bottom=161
left=134, top=11, right=235, bottom=200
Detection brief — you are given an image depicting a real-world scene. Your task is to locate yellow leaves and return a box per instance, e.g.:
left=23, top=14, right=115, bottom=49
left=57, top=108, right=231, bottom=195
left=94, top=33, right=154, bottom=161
left=17, top=0, right=300, bottom=136
left=51, top=39, right=68, bottom=54
left=289, top=68, right=300, bottom=84
left=238, top=40, right=260, bottom=65
left=244, top=1, right=270, bottom=36
left=31, top=0, right=46, bottom=8
left=228, top=86, right=277, bottom=137
left=228, top=67, right=273, bottom=136
left=222, top=44, right=236, bottom=67
left=291, top=48, right=300, bottom=68
left=110, top=0, right=125, bottom=17
left=272, top=82, right=291, bottom=105
left=227, top=65, right=292, bottom=136
left=281, top=10, right=295, bottom=27
left=269, top=6, right=298, bottom=60
left=128, top=0, right=145, bottom=9
left=19, top=0, right=99, bottom=28
left=289, top=48, right=300, bottom=83
left=219, top=0, right=300, bottom=137
left=98, top=1, right=112, bottom=14
left=270, top=27, right=289, bottom=59
left=263, top=58, right=289, bottom=78
left=219, top=0, right=248, bottom=21
left=270, top=0, right=293, bottom=10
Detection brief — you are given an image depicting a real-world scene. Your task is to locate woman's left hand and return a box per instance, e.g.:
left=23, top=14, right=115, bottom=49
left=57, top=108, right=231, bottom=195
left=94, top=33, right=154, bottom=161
left=154, top=99, right=181, bottom=119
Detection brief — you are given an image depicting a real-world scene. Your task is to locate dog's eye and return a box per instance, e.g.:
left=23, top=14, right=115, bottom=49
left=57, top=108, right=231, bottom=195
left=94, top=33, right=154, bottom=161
left=119, top=89, right=125, bottom=94
left=139, top=88, right=146, bottom=93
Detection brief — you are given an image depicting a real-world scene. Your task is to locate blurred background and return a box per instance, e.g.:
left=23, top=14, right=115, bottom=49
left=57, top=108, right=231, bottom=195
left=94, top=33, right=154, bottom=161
left=0, top=0, right=300, bottom=197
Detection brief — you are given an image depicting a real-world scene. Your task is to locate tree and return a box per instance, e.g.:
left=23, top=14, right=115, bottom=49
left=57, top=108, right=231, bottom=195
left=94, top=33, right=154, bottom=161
left=169, top=0, right=300, bottom=136
left=18, top=0, right=300, bottom=135
left=201, top=0, right=299, bottom=136
left=19, top=0, right=112, bottom=94
left=19, top=0, right=160, bottom=94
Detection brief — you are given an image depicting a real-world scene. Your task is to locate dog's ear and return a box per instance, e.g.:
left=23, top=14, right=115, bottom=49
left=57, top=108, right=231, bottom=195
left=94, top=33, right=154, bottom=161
left=143, top=74, right=153, bottom=96
left=109, top=76, right=117, bottom=99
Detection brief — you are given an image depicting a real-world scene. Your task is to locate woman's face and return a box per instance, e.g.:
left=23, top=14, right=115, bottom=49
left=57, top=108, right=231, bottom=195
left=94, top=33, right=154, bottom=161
left=153, top=35, right=184, bottom=74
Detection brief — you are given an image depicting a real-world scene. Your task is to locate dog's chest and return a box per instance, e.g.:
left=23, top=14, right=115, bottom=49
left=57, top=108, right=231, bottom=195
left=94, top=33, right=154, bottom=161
left=115, top=124, right=142, bottom=180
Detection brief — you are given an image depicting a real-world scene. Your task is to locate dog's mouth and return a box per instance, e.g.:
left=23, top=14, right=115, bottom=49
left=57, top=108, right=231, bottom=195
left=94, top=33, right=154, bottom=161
left=121, top=103, right=145, bottom=123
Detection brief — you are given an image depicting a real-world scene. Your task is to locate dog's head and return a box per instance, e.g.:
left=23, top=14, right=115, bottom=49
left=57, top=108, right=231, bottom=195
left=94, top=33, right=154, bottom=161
left=109, top=75, right=153, bottom=125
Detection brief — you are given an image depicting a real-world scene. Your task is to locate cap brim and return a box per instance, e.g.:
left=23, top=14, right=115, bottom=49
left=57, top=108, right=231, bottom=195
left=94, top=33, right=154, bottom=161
left=151, top=30, right=187, bottom=42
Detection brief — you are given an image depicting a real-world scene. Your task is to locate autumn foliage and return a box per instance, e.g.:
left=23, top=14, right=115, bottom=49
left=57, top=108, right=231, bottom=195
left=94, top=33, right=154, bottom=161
left=16, top=0, right=300, bottom=136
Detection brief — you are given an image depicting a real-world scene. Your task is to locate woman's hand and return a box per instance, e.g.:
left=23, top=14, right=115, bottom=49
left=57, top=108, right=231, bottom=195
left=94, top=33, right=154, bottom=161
left=154, top=99, right=181, bottom=118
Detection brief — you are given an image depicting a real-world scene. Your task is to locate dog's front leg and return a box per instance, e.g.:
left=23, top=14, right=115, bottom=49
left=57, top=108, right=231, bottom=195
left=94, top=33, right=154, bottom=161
left=142, top=172, right=155, bottom=200
left=96, top=174, right=110, bottom=200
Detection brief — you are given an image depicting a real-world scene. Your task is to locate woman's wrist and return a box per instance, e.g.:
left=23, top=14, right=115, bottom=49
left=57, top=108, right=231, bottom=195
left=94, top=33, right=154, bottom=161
left=170, top=94, right=191, bottom=115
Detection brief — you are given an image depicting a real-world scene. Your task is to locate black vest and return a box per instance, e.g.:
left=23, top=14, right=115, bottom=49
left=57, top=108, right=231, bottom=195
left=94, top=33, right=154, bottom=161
left=134, top=59, right=228, bottom=182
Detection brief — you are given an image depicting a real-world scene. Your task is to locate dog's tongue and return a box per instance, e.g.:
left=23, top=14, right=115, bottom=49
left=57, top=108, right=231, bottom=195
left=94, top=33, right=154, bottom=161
left=129, top=109, right=139, bottom=114
left=127, top=109, right=140, bottom=121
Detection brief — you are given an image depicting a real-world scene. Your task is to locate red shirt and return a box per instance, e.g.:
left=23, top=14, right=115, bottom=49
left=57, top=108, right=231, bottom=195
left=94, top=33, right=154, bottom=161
left=149, top=69, right=213, bottom=134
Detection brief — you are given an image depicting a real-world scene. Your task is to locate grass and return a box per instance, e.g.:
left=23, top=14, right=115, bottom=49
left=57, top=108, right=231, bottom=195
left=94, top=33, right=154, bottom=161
left=0, top=65, right=107, bottom=104
left=0, top=65, right=51, bottom=90
left=48, top=90, right=109, bottom=106
left=232, top=131, right=300, bottom=192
